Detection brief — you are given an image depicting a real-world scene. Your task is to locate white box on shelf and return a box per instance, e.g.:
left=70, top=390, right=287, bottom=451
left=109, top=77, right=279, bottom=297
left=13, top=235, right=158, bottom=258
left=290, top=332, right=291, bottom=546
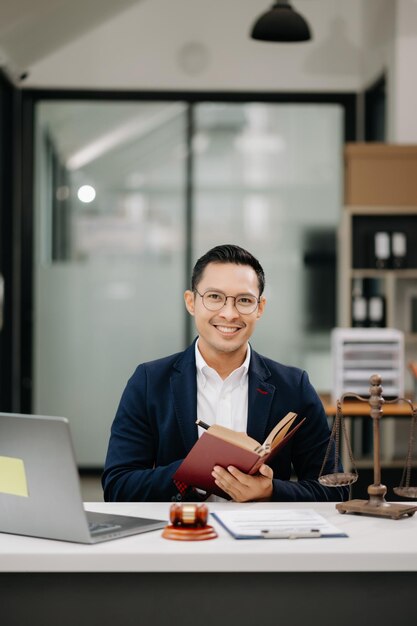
left=331, top=327, right=404, bottom=403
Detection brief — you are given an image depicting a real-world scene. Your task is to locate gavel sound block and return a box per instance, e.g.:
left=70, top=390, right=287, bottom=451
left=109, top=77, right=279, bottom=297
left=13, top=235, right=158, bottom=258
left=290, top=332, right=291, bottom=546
left=162, top=503, right=218, bottom=541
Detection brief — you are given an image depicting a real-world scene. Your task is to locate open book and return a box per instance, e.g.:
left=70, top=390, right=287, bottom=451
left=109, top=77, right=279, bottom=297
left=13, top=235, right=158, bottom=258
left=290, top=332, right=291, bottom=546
left=173, top=412, right=305, bottom=498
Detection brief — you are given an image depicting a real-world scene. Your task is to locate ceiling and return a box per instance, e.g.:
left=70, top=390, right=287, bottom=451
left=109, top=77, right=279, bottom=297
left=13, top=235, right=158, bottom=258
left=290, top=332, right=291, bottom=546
left=0, top=0, right=393, bottom=94
left=0, top=1, right=388, bottom=193
left=0, top=0, right=139, bottom=71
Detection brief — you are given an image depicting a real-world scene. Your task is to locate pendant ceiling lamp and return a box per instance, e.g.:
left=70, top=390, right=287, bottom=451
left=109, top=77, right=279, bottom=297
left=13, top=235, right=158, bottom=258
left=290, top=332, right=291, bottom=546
left=251, top=1, right=312, bottom=43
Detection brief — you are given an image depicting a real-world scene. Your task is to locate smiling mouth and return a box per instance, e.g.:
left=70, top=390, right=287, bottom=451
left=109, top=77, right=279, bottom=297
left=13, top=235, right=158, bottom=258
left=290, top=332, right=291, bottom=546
left=213, top=325, right=243, bottom=335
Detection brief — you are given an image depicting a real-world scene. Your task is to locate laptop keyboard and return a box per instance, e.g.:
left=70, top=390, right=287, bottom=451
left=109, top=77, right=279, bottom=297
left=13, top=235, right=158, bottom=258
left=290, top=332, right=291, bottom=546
left=88, top=521, right=123, bottom=535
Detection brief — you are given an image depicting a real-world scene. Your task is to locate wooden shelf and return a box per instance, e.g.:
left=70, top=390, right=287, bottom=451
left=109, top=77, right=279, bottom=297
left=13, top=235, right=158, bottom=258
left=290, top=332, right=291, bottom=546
left=350, top=268, right=417, bottom=279
left=344, top=205, right=417, bottom=215
left=354, top=459, right=417, bottom=470
left=322, top=399, right=415, bottom=417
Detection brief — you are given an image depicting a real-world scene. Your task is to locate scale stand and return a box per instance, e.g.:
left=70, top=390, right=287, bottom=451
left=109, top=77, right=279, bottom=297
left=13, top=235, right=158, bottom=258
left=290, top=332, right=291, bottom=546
left=322, top=374, right=417, bottom=520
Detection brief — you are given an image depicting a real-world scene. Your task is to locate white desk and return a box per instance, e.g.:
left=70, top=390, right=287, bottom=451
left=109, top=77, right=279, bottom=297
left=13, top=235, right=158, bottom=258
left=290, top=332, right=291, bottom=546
left=1, top=502, right=417, bottom=626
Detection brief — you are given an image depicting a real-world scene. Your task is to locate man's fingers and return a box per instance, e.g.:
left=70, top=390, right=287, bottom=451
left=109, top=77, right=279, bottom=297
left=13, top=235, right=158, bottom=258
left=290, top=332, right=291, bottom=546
left=212, top=464, right=273, bottom=502
left=259, top=464, right=273, bottom=479
left=226, top=465, right=252, bottom=484
left=212, top=466, right=242, bottom=499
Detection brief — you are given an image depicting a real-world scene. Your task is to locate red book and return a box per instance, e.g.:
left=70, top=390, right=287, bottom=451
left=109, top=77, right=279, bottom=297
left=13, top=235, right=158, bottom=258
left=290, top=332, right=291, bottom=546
left=173, top=412, right=305, bottom=499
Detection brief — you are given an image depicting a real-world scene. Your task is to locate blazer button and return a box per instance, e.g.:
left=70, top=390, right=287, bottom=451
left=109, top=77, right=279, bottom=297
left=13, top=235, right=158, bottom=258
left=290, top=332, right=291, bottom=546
left=176, top=494, right=182, bottom=501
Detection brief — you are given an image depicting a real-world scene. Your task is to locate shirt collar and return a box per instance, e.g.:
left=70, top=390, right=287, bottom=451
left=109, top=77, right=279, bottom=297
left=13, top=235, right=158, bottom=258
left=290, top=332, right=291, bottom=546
left=195, top=339, right=251, bottom=388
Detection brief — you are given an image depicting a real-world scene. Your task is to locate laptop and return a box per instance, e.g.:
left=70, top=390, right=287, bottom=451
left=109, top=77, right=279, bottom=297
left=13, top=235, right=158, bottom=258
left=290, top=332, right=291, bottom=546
left=0, top=412, right=166, bottom=543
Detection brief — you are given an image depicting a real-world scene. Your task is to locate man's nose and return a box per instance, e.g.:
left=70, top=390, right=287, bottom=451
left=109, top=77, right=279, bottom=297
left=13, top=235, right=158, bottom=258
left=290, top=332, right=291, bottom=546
left=219, top=297, right=239, bottom=318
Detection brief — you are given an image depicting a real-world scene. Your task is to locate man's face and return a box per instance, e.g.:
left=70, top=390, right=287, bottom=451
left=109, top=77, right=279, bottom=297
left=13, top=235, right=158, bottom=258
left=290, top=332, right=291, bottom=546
left=184, top=262, right=265, bottom=362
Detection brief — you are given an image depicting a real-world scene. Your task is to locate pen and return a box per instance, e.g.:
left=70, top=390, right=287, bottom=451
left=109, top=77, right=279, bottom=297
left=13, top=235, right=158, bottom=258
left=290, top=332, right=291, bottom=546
left=196, top=419, right=211, bottom=430
left=261, top=529, right=321, bottom=539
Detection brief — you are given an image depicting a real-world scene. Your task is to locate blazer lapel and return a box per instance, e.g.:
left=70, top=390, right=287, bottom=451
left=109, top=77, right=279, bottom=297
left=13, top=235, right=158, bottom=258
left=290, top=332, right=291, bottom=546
left=170, top=344, right=199, bottom=453
left=247, top=350, right=276, bottom=444
left=170, top=344, right=276, bottom=452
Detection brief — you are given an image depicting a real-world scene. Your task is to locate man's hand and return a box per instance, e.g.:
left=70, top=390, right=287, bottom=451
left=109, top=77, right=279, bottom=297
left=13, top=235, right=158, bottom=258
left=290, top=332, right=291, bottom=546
left=211, top=463, right=273, bottom=502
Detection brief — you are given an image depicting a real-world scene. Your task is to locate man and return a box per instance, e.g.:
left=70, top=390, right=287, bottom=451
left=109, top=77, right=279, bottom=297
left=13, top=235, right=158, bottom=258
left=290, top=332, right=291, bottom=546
left=102, top=244, right=347, bottom=502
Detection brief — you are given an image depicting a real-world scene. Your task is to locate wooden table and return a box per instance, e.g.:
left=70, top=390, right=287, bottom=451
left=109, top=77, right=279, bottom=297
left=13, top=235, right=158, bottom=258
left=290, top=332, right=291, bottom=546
left=321, top=395, right=415, bottom=417
left=320, top=395, right=415, bottom=468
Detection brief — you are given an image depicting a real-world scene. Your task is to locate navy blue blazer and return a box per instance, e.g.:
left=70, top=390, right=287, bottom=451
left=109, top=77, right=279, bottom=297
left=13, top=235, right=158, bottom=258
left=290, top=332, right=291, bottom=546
left=102, top=342, right=347, bottom=502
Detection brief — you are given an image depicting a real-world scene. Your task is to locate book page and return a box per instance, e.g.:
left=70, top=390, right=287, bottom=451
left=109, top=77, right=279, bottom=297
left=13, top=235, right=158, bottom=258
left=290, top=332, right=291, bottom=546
left=263, top=412, right=298, bottom=450
left=206, top=424, right=262, bottom=452
left=203, top=412, right=299, bottom=455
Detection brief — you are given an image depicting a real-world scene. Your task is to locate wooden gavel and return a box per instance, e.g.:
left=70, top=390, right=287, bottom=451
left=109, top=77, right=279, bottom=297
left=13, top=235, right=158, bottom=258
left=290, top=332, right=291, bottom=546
left=169, top=503, right=209, bottom=527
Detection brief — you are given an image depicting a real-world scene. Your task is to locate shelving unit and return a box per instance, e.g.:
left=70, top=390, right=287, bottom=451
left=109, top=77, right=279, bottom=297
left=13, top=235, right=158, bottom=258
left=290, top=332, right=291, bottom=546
left=338, top=205, right=417, bottom=336
left=339, top=144, right=417, bottom=354
left=335, top=145, right=417, bottom=471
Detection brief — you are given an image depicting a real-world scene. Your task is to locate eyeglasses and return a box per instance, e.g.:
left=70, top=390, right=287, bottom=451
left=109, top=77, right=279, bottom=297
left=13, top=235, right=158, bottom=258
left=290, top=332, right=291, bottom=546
left=195, top=289, right=260, bottom=315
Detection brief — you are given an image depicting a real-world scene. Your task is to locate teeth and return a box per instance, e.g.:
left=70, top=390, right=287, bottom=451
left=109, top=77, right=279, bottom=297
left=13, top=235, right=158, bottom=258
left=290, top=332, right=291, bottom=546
left=216, top=326, right=239, bottom=334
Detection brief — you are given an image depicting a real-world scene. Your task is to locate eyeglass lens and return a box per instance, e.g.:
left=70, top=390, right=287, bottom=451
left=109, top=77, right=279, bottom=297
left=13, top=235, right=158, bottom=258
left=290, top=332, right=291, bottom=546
left=200, top=291, right=258, bottom=314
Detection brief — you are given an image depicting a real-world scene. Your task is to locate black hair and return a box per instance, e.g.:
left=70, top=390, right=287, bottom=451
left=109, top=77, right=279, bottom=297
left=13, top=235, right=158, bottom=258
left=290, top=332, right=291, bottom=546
left=191, top=244, right=265, bottom=295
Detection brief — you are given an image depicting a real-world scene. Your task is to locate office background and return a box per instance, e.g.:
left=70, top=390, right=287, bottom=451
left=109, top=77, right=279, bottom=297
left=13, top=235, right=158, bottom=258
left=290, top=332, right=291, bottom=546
left=1, top=0, right=417, bottom=476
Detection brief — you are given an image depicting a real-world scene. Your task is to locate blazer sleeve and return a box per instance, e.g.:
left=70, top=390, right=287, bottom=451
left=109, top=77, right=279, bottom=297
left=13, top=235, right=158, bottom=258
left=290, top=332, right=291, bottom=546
left=271, top=370, right=349, bottom=502
left=102, top=364, right=183, bottom=502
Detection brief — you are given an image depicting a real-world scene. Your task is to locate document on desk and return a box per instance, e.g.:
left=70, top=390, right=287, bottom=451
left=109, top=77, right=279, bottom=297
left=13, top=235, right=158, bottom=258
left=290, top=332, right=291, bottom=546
left=211, top=509, right=348, bottom=539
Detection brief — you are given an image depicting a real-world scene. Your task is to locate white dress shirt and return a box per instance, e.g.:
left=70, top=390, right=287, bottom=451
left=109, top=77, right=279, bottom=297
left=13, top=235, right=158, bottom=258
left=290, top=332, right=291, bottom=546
left=194, top=339, right=251, bottom=502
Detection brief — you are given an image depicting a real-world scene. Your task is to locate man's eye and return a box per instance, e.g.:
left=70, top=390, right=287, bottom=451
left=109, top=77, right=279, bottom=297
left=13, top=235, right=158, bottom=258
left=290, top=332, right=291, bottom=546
left=206, top=292, right=223, bottom=301
left=238, top=297, right=255, bottom=305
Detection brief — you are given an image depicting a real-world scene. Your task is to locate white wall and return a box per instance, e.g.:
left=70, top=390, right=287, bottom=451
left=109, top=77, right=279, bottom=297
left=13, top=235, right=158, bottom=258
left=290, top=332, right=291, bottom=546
left=361, top=0, right=395, bottom=88
left=26, top=0, right=366, bottom=92
left=390, top=0, right=417, bottom=141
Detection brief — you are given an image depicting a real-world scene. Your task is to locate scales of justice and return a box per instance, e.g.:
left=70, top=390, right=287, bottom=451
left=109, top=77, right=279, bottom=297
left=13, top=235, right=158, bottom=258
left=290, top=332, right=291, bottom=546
left=319, top=373, right=417, bottom=519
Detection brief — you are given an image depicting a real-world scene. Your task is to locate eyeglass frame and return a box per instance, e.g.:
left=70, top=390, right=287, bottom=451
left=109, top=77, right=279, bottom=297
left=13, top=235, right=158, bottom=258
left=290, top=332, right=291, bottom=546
left=194, top=288, right=261, bottom=315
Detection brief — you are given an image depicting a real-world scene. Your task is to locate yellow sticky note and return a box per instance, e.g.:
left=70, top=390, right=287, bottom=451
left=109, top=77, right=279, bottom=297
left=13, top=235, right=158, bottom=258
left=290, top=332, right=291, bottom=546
left=0, top=456, right=29, bottom=497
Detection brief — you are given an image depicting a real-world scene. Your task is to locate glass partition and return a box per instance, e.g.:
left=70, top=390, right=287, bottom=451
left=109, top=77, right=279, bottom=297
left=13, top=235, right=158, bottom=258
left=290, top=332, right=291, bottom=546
left=193, top=103, right=343, bottom=390
left=34, top=98, right=343, bottom=467
left=34, top=101, right=187, bottom=465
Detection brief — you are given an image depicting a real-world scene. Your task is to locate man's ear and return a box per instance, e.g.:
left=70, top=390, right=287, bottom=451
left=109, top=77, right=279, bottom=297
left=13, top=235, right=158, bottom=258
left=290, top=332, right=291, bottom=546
left=256, top=296, right=266, bottom=320
left=184, top=290, right=195, bottom=315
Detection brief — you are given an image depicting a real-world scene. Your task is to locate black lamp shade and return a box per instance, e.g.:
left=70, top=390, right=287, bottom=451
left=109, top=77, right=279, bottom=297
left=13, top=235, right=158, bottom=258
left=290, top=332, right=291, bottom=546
left=251, top=2, right=312, bottom=43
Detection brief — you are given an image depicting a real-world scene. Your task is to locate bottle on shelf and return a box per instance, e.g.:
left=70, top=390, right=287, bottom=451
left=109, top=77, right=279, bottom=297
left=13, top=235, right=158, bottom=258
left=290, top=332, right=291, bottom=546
left=391, top=232, right=407, bottom=269
left=351, top=278, right=367, bottom=327
left=368, top=295, right=386, bottom=328
left=374, top=231, right=390, bottom=269
left=365, top=278, right=386, bottom=328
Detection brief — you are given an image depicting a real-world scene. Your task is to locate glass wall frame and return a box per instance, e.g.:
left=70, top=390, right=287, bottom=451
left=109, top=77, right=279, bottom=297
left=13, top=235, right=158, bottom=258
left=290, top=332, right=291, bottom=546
left=23, top=88, right=356, bottom=467
left=0, top=71, right=18, bottom=411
